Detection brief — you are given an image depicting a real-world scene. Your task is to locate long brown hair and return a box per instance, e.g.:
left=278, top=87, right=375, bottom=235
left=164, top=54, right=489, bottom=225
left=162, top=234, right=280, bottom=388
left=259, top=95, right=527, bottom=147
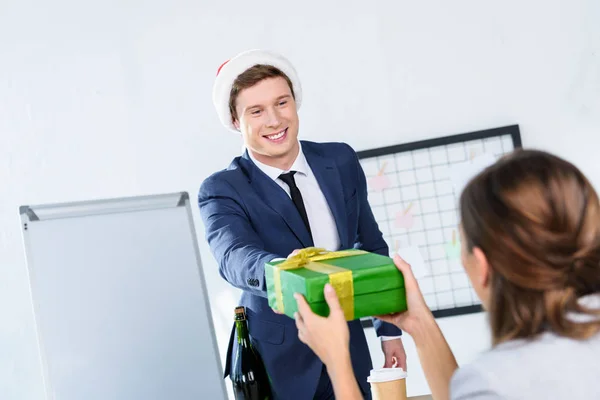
left=228, top=64, right=295, bottom=123
left=460, top=149, right=600, bottom=346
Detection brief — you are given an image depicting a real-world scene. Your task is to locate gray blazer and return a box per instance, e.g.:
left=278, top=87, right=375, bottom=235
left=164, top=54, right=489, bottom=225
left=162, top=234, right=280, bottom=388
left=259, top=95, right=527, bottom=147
left=450, top=294, right=600, bottom=399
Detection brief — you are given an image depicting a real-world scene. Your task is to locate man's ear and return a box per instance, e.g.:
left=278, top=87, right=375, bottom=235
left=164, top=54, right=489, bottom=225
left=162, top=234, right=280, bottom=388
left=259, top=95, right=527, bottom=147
left=233, top=118, right=240, bottom=130
left=472, top=247, right=491, bottom=288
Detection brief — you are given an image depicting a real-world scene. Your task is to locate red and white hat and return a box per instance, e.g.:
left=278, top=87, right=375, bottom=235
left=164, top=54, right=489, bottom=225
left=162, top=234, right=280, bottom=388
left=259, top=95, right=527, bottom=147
left=212, top=49, right=302, bottom=132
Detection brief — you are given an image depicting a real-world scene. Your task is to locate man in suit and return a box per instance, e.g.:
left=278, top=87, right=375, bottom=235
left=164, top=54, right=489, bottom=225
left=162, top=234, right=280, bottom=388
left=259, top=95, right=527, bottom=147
left=198, top=49, right=406, bottom=399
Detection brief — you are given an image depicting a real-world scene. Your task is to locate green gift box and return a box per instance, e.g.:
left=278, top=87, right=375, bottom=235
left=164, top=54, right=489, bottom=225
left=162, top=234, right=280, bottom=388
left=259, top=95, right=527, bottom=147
left=265, top=248, right=407, bottom=320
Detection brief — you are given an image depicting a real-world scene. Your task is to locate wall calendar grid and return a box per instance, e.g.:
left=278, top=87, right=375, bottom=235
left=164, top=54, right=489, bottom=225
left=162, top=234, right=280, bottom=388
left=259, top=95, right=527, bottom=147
left=358, top=125, right=522, bottom=323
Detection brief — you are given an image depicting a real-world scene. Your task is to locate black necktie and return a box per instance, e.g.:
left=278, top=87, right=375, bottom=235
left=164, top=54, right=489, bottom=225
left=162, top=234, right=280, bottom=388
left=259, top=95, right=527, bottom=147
left=279, top=171, right=312, bottom=238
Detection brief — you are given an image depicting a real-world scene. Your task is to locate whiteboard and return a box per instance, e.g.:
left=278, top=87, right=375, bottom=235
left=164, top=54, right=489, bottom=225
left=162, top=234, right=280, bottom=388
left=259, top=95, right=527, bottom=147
left=19, top=192, right=227, bottom=400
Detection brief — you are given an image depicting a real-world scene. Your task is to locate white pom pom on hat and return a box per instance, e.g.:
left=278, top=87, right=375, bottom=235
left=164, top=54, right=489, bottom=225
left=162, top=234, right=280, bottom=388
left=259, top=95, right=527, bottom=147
left=212, top=49, right=302, bottom=133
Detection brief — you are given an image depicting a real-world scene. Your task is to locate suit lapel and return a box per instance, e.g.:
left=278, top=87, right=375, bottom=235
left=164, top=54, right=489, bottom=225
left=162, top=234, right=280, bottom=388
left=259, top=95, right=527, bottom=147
left=303, top=145, right=347, bottom=248
left=239, top=155, right=313, bottom=248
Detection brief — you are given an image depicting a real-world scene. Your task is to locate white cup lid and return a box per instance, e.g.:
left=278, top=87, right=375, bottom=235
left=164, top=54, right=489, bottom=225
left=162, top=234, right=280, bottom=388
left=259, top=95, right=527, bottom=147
left=367, top=367, right=407, bottom=383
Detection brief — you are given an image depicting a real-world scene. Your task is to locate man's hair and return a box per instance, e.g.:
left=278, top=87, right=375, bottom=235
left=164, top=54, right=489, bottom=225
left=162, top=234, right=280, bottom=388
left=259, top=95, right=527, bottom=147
left=229, top=64, right=295, bottom=123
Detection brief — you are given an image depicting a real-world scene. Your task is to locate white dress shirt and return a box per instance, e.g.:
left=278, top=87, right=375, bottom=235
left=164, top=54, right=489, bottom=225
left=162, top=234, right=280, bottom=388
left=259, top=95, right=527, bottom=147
left=248, top=143, right=340, bottom=251
left=248, top=143, right=400, bottom=341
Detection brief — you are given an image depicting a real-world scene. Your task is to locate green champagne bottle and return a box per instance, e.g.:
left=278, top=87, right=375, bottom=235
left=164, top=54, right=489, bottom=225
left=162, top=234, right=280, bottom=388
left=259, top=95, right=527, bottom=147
left=231, top=306, right=272, bottom=400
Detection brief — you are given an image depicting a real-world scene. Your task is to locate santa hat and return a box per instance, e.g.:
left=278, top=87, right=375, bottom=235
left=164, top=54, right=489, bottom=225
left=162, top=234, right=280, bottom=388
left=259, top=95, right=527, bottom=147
left=212, top=49, right=302, bottom=132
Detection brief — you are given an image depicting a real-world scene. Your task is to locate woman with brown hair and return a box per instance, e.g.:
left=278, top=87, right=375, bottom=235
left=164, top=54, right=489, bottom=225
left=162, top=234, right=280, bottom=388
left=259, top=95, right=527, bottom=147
left=294, top=149, right=600, bottom=399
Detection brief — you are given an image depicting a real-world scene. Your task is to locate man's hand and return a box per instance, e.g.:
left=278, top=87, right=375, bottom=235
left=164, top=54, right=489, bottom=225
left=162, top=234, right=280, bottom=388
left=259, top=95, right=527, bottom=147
left=288, top=249, right=301, bottom=258
left=381, top=338, right=407, bottom=371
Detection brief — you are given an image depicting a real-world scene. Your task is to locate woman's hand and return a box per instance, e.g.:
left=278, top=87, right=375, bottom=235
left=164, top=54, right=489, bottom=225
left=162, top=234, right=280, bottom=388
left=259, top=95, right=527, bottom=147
left=380, top=256, right=458, bottom=400
left=376, top=255, right=434, bottom=336
left=294, top=283, right=350, bottom=368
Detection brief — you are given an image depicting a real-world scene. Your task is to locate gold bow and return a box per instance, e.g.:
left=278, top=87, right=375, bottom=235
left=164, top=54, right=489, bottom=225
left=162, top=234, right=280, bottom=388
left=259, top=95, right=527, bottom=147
left=273, top=247, right=366, bottom=320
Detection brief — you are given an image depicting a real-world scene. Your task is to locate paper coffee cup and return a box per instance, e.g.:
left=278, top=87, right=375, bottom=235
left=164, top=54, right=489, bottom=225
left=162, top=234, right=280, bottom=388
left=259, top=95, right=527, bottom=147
left=367, top=367, right=407, bottom=400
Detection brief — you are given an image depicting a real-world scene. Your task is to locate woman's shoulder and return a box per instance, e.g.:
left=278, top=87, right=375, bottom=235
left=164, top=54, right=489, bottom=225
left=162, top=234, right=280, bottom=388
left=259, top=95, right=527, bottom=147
left=450, top=331, right=600, bottom=399
left=449, top=340, right=526, bottom=399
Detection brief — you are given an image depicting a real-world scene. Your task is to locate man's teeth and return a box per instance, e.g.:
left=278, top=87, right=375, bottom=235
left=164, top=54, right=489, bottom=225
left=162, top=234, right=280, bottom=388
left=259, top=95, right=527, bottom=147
left=267, top=130, right=286, bottom=140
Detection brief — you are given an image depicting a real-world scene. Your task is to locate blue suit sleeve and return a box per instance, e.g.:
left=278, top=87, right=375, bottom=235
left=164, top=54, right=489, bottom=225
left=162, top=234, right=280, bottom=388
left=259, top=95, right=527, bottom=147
left=198, top=177, right=281, bottom=298
left=348, top=144, right=403, bottom=337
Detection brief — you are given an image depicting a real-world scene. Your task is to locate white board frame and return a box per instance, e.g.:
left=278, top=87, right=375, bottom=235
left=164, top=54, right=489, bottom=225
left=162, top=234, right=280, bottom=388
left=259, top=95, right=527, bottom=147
left=19, top=192, right=227, bottom=400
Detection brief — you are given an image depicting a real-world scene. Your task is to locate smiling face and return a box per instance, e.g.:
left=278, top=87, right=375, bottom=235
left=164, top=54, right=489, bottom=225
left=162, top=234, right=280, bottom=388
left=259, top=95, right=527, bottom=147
left=232, top=76, right=300, bottom=170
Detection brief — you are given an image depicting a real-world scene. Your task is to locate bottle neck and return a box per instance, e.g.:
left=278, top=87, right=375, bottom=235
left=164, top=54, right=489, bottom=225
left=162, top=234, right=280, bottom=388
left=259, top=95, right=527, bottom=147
left=235, top=318, right=250, bottom=347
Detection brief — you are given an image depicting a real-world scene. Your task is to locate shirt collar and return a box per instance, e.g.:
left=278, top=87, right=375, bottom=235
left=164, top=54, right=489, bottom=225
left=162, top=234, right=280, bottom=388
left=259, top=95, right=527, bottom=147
left=248, top=142, right=309, bottom=181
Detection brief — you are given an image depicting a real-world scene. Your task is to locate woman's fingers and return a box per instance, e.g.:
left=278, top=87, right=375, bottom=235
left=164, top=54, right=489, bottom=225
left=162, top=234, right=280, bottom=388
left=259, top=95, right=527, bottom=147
left=294, top=292, right=312, bottom=319
left=393, top=255, right=421, bottom=291
left=393, top=254, right=413, bottom=276
left=294, top=310, right=306, bottom=342
left=323, top=284, right=343, bottom=315
left=294, top=293, right=316, bottom=344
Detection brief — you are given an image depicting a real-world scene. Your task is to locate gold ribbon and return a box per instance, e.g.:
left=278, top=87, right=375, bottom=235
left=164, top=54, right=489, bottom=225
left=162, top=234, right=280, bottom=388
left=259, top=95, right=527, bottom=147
left=273, top=247, right=366, bottom=320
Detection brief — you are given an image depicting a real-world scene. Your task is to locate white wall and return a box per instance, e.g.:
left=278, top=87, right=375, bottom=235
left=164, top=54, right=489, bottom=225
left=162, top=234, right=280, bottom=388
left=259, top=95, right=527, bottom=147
left=1, top=0, right=599, bottom=398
